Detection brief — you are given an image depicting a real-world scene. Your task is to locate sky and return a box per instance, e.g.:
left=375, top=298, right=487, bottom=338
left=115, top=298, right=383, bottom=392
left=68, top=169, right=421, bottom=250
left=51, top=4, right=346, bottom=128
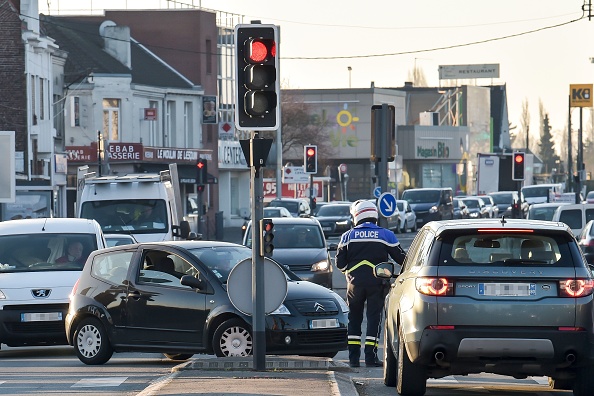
left=39, top=0, right=594, bottom=151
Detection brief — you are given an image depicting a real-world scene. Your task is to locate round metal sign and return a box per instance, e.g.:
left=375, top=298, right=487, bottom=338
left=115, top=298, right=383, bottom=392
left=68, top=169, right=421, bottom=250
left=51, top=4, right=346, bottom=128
left=227, top=257, right=288, bottom=315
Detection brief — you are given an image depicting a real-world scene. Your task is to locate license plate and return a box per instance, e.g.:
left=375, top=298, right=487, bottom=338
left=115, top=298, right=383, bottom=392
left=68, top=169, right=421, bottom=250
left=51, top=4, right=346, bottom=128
left=478, top=283, right=535, bottom=296
left=309, top=318, right=339, bottom=329
left=21, top=312, right=63, bottom=322
left=322, top=227, right=331, bottom=231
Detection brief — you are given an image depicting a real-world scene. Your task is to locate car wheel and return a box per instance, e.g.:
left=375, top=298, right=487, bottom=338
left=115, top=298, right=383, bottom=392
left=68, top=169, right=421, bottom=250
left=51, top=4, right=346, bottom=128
left=213, top=318, right=253, bottom=357
left=397, top=326, right=426, bottom=396
left=412, top=222, right=417, bottom=233
left=573, top=365, right=594, bottom=396
left=399, top=221, right=406, bottom=234
left=164, top=353, right=194, bottom=361
left=383, top=322, right=396, bottom=387
left=74, top=317, right=113, bottom=365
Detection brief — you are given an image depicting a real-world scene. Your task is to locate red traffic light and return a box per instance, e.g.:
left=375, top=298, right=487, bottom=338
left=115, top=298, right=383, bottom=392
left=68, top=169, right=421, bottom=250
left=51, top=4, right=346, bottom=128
left=197, top=162, right=205, bottom=169
left=306, top=148, right=315, bottom=157
left=514, top=154, right=524, bottom=164
left=246, top=39, right=276, bottom=63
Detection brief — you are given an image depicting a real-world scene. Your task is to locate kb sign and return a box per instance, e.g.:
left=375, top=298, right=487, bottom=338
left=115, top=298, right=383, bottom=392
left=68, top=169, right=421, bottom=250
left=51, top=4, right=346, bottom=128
left=570, top=84, right=593, bottom=108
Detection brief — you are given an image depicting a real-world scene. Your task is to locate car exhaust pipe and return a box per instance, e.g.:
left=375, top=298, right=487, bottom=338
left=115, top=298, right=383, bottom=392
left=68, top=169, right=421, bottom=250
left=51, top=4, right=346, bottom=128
left=434, top=350, right=445, bottom=361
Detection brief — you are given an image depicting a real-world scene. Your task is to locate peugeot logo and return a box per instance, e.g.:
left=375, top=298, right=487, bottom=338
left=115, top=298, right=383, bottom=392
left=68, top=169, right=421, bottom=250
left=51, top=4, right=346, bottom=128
left=314, top=302, right=325, bottom=312
left=32, top=289, right=51, bottom=298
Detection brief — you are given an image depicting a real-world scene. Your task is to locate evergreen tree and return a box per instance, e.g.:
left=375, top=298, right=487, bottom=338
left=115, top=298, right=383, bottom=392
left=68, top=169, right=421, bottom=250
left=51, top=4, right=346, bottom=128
left=538, top=113, right=559, bottom=174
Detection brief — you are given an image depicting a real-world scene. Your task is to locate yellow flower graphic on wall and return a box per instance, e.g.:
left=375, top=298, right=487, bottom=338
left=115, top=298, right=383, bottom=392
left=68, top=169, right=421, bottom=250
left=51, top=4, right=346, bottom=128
left=336, top=103, right=359, bottom=133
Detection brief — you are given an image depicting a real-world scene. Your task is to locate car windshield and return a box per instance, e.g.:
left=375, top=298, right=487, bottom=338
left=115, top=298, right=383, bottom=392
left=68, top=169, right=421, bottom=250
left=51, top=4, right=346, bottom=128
left=479, top=196, right=493, bottom=205
left=397, top=202, right=404, bottom=211
left=0, top=233, right=98, bottom=272
left=316, top=205, right=350, bottom=217
left=443, top=232, right=571, bottom=266
left=264, top=208, right=282, bottom=217
left=528, top=206, right=560, bottom=221
left=187, top=246, right=296, bottom=283
left=80, top=199, right=168, bottom=234
left=490, top=193, right=513, bottom=204
left=245, top=223, right=325, bottom=249
left=522, top=186, right=552, bottom=198
left=463, top=199, right=480, bottom=209
left=403, top=190, right=441, bottom=204
left=268, top=200, right=299, bottom=214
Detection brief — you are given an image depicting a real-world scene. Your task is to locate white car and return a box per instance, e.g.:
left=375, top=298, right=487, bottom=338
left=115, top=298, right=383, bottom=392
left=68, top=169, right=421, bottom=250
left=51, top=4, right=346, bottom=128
left=104, top=233, right=138, bottom=247
left=396, top=199, right=417, bottom=233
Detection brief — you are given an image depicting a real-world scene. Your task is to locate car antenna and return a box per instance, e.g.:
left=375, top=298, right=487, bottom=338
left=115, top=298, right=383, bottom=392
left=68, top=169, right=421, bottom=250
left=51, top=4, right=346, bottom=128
left=500, top=216, right=507, bottom=226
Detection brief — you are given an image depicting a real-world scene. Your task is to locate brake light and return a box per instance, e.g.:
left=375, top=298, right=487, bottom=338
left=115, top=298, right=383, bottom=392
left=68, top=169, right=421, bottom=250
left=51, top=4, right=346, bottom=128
left=415, top=277, right=454, bottom=296
left=478, top=229, right=533, bottom=233
left=558, top=327, right=586, bottom=331
left=428, top=325, right=455, bottom=330
left=559, top=279, right=594, bottom=297
left=69, top=279, right=79, bottom=301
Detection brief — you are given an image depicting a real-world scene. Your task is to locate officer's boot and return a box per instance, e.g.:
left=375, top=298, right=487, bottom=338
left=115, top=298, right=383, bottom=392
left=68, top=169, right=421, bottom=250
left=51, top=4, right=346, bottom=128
left=348, top=346, right=360, bottom=367
left=364, top=344, right=383, bottom=367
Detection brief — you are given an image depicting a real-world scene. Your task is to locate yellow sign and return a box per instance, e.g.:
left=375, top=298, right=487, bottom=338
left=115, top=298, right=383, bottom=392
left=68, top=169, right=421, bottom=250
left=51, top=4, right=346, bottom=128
left=570, top=84, right=593, bottom=107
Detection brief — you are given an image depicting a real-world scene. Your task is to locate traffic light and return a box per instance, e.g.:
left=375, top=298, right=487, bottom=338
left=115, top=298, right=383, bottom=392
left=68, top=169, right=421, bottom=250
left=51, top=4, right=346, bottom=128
left=512, top=152, right=525, bottom=181
left=234, top=24, right=280, bottom=131
left=196, top=158, right=208, bottom=189
left=304, top=145, right=318, bottom=174
left=260, top=218, right=274, bottom=257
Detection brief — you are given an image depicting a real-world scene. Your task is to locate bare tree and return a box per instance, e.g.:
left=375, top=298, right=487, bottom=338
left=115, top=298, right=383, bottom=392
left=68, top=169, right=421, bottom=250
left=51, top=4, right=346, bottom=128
left=518, top=98, right=530, bottom=150
left=407, top=64, right=428, bottom=87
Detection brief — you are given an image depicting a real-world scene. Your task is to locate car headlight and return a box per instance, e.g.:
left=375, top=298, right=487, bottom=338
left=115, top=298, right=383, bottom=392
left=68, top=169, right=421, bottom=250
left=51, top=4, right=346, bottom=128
left=332, top=293, right=349, bottom=313
left=469, top=212, right=479, bottom=218
left=269, top=303, right=291, bottom=315
left=506, top=206, right=512, bottom=211
left=429, top=206, right=438, bottom=213
left=311, top=260, right=330, bottom=272
left=336, top=220, right=349, bottom=226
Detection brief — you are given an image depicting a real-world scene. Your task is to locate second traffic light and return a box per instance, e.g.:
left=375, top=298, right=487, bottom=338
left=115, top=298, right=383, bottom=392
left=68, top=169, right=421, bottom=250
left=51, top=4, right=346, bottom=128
left=260, top=218, right=274, bottom=257
left=512, top=152, right=525, bottom=181
left=196, top=158, right=208, bottom=187
left=304, top=145, right=318, bottom=174
left=234, top=24, right=280, bottom=131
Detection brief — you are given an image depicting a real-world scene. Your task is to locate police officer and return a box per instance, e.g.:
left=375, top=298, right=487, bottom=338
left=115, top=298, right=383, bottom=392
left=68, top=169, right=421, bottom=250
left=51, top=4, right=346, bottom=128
left=336, top=200, right=406, bottom=368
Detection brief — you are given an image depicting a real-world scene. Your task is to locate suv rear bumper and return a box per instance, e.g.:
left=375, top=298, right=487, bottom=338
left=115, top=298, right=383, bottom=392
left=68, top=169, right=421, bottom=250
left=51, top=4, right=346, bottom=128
left=410, top=327, right=594, bottom=370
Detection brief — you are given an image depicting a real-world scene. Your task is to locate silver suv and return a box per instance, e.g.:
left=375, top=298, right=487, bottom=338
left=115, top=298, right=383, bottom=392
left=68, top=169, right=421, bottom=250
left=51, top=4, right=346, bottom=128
left=375, top=218, right=594, bottom=396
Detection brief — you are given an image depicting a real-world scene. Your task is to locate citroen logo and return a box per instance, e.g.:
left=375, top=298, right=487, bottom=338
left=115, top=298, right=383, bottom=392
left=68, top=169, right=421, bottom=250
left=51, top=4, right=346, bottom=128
left=32, top=289, right=51, bottom=298
left=314, top=302, right=325, bottom=312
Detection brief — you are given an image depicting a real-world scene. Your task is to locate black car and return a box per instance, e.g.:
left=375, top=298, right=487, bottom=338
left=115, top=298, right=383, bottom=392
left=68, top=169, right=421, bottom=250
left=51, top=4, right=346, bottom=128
left=65, top=241, right=348, bottom=365
left=314, top=203, right=353, bottom=237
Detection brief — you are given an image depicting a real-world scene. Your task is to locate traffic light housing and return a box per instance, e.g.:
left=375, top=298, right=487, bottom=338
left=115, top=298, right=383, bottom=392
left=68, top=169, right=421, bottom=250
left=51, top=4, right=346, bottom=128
left=196, top=158, right=208, bottom=188
left=304, top=145, right=318, bottom=174
left=234, top=24, right=280, bottom=131
left=260, top=218, right=274, bottom=257
left=512, top=152, right=525, bottom=181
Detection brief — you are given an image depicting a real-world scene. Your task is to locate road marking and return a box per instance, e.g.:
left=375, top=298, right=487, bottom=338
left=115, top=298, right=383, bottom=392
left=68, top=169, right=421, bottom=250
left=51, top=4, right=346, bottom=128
left=429, top=376, right=458, bottom=383
left=72, top=377, right=128, bottom=387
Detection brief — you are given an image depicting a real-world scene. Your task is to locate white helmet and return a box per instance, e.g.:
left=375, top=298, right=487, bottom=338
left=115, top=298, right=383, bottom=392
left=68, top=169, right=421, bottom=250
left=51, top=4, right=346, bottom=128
left=351, top=200, right=378, bottom=225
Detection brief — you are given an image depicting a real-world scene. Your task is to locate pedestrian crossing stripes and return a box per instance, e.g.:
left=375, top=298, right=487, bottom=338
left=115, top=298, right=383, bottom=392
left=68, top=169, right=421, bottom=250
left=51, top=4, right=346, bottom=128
left=72, top=377, right=128, bottom=387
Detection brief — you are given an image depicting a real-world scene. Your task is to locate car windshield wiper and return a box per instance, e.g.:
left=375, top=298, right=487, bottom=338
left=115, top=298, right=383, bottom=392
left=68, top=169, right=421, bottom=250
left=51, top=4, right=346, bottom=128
left=502, top=258, right=548, bottom=265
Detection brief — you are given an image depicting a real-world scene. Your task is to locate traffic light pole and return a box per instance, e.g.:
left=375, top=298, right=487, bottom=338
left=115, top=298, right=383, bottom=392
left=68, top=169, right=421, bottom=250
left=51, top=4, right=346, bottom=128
left=248, top=133, right=266, bottom=371
left=374, top=104, right=389, bottom=229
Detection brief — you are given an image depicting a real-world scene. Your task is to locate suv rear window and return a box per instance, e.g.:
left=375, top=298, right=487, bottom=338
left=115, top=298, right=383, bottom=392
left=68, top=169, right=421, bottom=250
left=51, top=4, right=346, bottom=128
left=440, top=231, right=574, bottom=267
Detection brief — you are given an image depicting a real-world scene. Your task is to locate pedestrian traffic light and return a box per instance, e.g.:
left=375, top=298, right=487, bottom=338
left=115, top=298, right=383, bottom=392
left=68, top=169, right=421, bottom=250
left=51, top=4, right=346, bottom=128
left=234, top=24, right=280, bottom=131
left=304, top=145, right=318, bottom=174
left=196, top=158, right=208, bottom=188
left=512, top=152, right=525, bottom=181
left=260, top=218, right=274, bottom=257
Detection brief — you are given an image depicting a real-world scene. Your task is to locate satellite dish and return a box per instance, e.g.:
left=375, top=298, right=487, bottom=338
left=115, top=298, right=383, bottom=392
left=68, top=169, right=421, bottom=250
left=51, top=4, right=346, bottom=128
left=227, top=257, right=288, bottom=315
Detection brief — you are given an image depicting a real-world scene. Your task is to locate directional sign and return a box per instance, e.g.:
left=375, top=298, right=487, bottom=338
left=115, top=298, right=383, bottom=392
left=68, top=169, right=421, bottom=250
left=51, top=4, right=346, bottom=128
left=378, top=192, right=397, bottom=218
left=373, top=186, right=382, bottom=199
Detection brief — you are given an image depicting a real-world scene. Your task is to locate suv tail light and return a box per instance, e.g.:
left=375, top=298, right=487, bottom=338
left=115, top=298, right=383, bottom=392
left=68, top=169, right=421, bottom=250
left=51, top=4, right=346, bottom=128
left=559, top=279, right=594, bottom=297
left=415, top=277, right=454, bottom=296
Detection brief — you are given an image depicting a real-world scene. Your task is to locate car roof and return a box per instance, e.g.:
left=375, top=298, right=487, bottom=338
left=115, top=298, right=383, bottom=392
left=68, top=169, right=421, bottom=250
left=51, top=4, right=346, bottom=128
left=422, top=218, right=571, bottom=236
left=529, top=202, right=570, bottom=208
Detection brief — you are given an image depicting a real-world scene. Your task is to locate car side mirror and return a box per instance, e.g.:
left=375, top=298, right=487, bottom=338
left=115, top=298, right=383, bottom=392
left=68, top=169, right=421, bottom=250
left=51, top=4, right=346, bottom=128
left=373, top=261, right=396, bottom=278
left=327, top=243, right=338, bottom=252
left=181, top=274, right=209, bottom=292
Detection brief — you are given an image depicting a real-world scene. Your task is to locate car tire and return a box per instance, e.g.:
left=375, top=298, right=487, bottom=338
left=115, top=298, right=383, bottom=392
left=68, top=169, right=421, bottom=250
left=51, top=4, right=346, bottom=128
left=412, top=222, right=417, bottom=233
left=213, top=318, right=253, bottom=357
left=74, top=317, right=113, bottom=365
left=164, top=353, right=194, bottom=361
left=383, top=322, right=397, bottom=387
left=573, top=365, right=594, bottom=396
left=396, top=326, right=426, bottom=396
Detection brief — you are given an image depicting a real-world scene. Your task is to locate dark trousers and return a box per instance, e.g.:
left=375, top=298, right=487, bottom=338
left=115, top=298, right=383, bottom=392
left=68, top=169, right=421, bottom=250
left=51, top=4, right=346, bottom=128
left=346, top=282, right=385, bottom=363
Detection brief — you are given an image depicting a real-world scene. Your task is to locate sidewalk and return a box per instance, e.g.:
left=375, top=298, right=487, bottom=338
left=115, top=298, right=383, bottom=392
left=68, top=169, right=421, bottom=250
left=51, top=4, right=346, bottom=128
left=144, top=356, right=359, bottom=396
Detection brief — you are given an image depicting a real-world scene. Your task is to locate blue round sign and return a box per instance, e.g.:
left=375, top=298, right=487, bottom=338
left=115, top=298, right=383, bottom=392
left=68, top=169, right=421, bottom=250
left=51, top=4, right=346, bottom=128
left=378, top=192, right=397, bottom=217
left=373, top=186, right=382, bottom=199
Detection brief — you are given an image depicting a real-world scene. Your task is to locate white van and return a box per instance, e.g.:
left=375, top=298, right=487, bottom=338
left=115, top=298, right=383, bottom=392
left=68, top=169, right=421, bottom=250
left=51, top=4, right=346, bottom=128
left=0, top=218, right=106, bottom=349
left=521, top=183, right=564, bottom=205
left=78, top=171, right=190, bottom=242
left=551, top=203, right=594, bottom=236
